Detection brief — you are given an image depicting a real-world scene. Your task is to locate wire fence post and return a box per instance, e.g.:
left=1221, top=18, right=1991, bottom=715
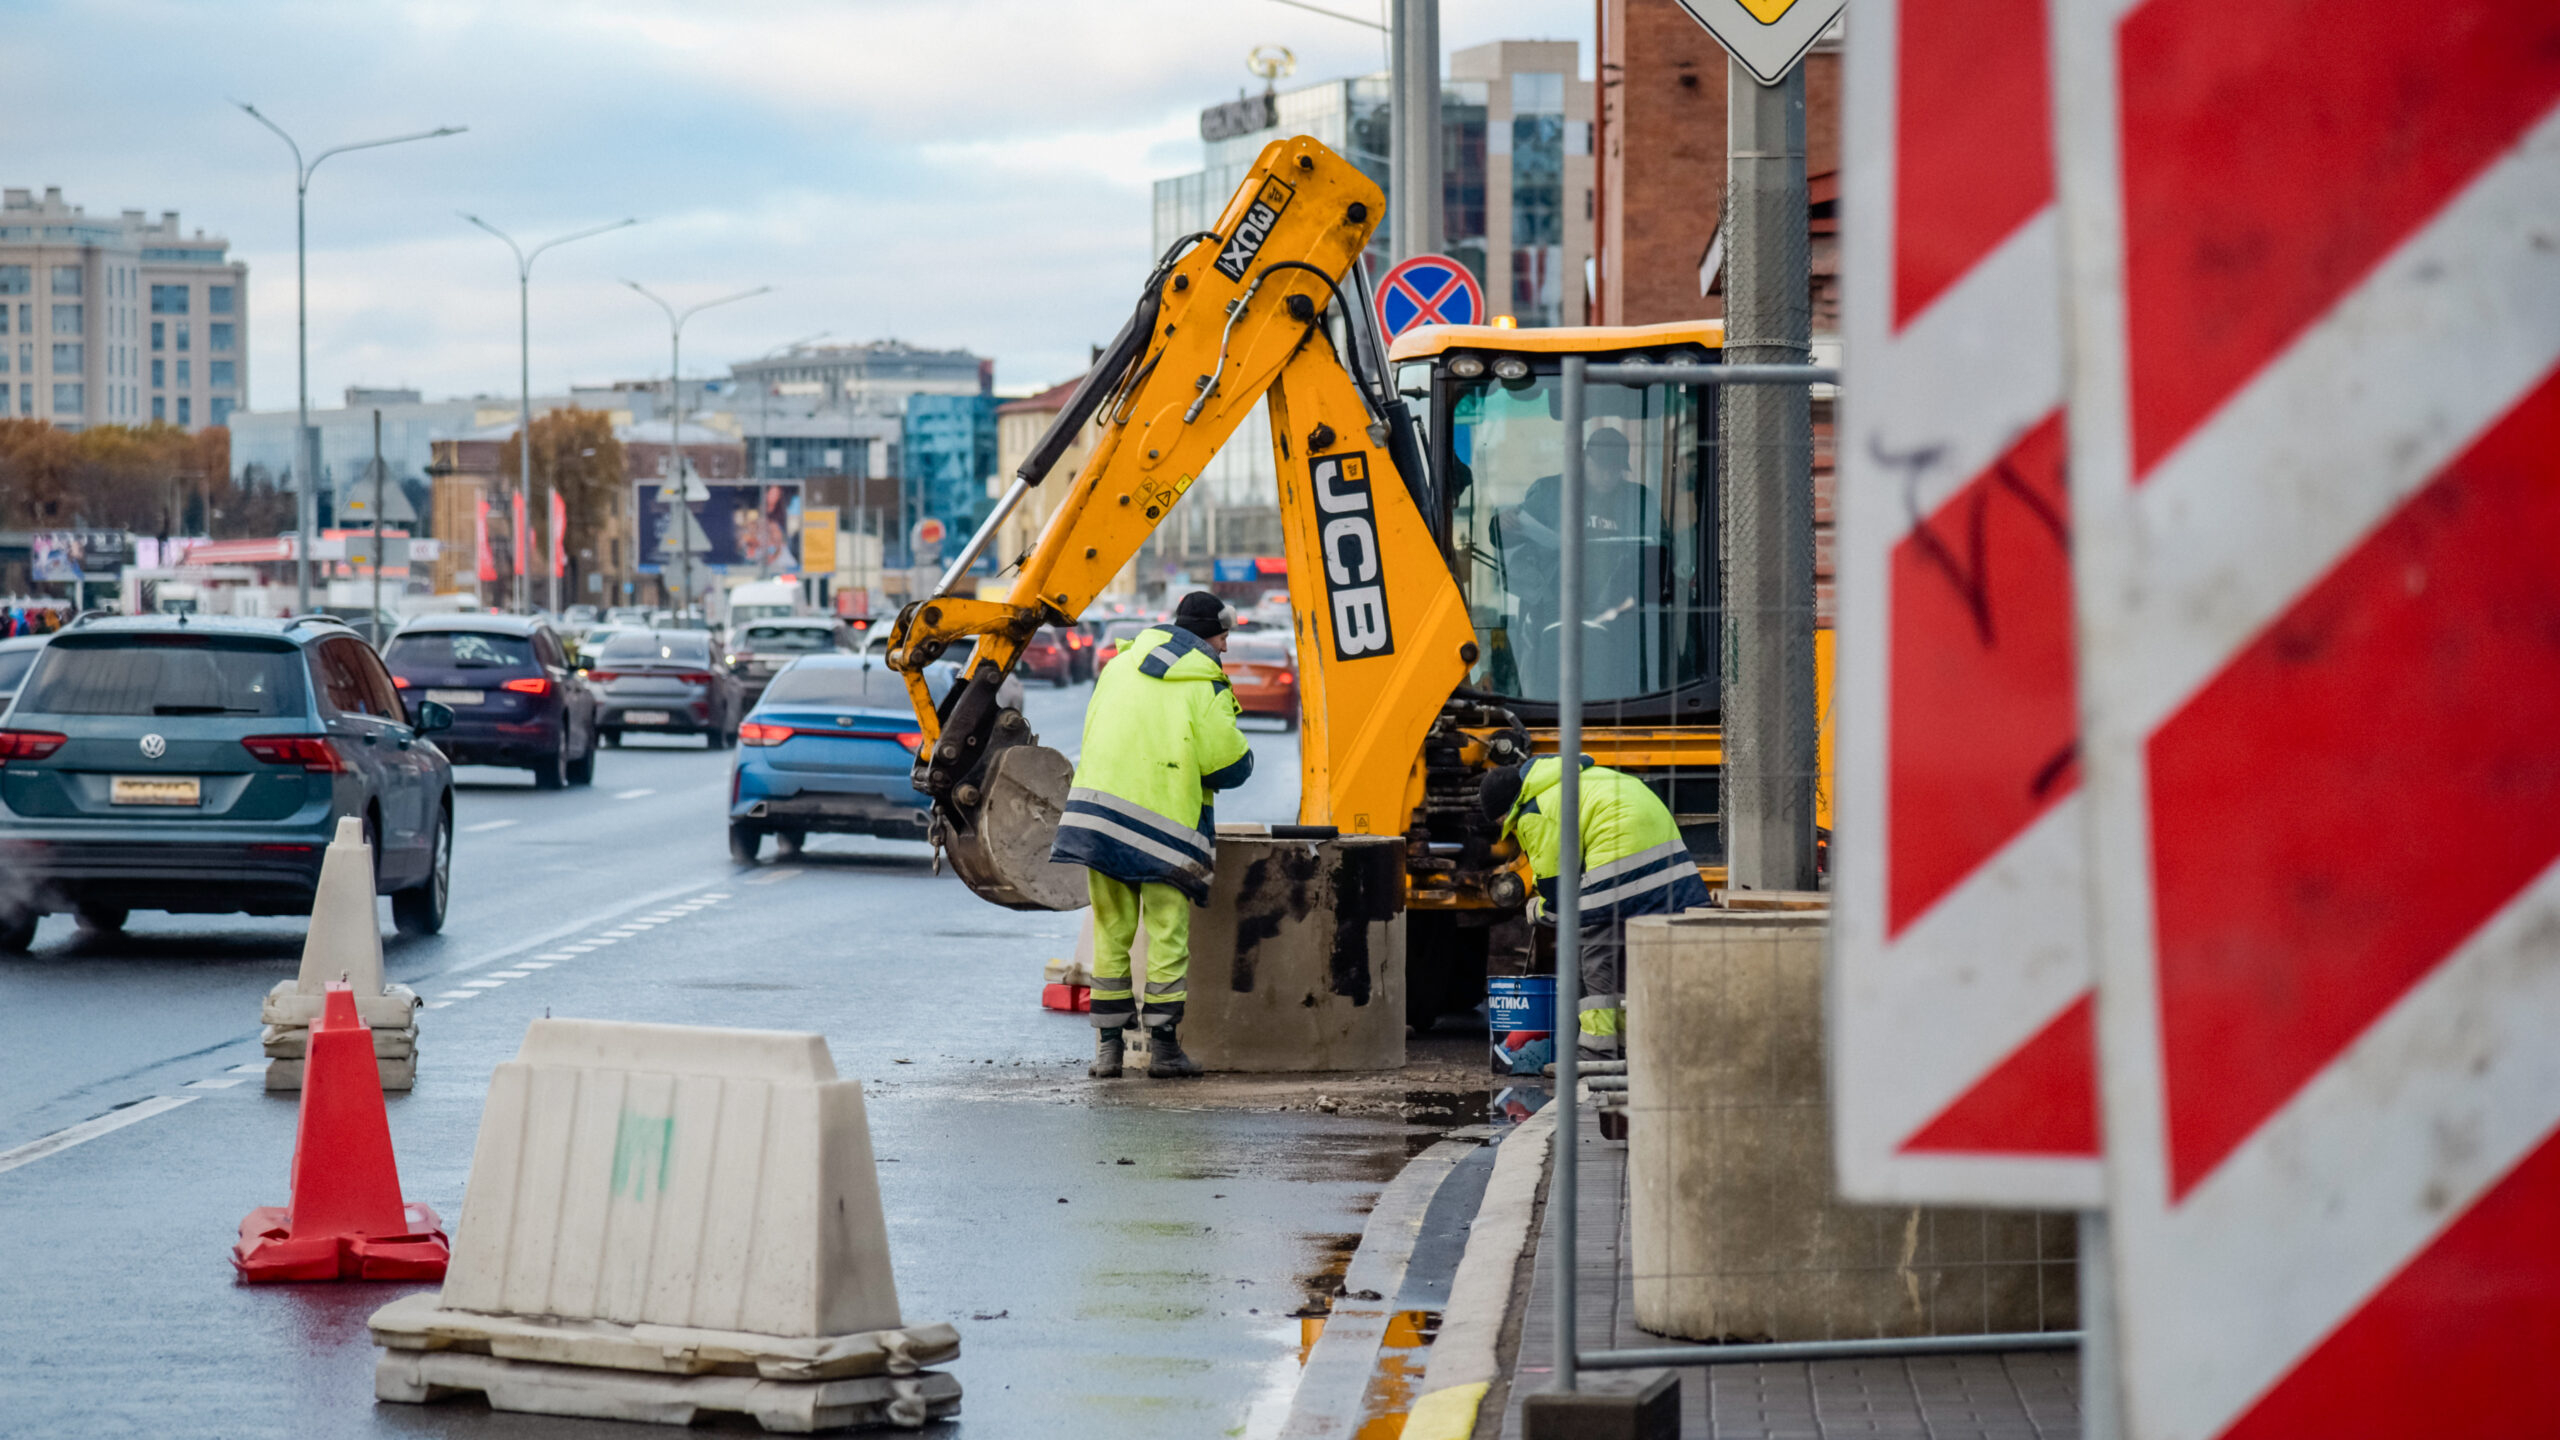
left=1552, top=354, right=1587, bottom=1394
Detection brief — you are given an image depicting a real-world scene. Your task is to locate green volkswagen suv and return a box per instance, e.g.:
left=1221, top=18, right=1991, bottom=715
left=0, top=615, right=457, bottom=950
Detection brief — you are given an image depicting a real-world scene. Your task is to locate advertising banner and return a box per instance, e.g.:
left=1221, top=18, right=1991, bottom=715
left=635, top=482, right=801, bottom=573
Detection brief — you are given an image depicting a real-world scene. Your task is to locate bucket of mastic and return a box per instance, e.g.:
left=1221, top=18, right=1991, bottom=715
left=1487, top=974, right=1555, bottom=1075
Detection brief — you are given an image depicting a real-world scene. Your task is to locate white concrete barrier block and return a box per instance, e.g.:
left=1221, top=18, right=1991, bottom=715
left=440, top=1019, right=903, bottom=1341
left=369, top=1291, right=959, bottom=1382
left=264, top=1021, right=416, bottom=1060
left=267, top=1052, right=415, bottom=1092
left=263, top=980, right=418, bottom=1030
left=375, top=1349, right=960, bottom=1431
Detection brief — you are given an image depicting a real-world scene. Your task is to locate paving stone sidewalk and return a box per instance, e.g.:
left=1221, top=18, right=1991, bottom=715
left=1494, top=1111, right=2081, bottom=1440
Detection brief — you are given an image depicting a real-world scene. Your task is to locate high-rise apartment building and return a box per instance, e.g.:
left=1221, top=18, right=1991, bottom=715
left=0, top=187, right=248, bottom=432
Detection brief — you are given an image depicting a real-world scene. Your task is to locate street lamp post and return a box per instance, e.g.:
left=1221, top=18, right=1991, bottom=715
left=234, top=103, right=465, bottom=614
left=623, top=282, right=770, bottom=622
left=458, top=214, right=639, bottom=613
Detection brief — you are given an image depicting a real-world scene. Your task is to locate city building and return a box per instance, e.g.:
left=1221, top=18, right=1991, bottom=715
left=231, top=387, right=501, bottom=512
left=1449, top=41, right=1594, bottom=328
left=1592, top=0, right=1840, bottom=329
left=0, top=186, right=247, bottom=432
left=902, top=393, right=996, bottom=560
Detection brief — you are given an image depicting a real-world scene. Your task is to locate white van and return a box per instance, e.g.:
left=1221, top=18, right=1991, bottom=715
left=725, top=578, right=800, bottom=625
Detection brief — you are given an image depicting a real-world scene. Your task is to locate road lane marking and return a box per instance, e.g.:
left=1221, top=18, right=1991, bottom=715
left=488, top=970, right=532, bottom=979
left=436, top=990, right=481, bottom=1001
left=0, top=1096, right=199, bottom=1177
left=184, top=1077, right=250, bottom=1090
left=464, top=819, right=519, bottom=833
left=462, top=980, right=507, bottom=989
left=614, top=788, right=656, bottom=800
left=582, top=936, right=618, bottom=946
left=743, top=868, right=802, bottom=886
left=536, top=952, right=578, bottom=960
left=557, top=945, right=594, bottom=954
left=516, top=962, right=552, bottom=970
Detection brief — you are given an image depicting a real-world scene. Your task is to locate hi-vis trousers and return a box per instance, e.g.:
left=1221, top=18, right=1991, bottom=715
left=1088, top=873, right=1190, bottom=1030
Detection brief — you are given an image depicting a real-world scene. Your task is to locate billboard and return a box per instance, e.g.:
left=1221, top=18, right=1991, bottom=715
left=635, top=482, right=802, bottom=573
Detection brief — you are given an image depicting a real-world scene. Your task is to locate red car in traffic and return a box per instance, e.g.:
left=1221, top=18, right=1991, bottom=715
left=1222, top=633, right=1299, bottom=728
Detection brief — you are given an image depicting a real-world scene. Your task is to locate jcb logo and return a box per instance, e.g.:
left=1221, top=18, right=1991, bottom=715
left=1311, top=452, right=1395, bottom=661
left=1215, top=177, right=1296, bottom=281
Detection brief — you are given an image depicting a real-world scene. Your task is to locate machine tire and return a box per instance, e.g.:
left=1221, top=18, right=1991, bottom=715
left=0, top=912, right=34, bottom=954
left=729, top=822, right=765, bottom=865
left=392, top=802, right=452, bottom=936
left=775, top=829, right=807, bottom=858
left=74, top=905, right=128, bottom=936
left=1404, top=912, right=1491, bottom=1028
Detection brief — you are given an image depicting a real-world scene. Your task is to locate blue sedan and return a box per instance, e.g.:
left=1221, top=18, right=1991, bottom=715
left=728, top=653, right=1018, bottom=863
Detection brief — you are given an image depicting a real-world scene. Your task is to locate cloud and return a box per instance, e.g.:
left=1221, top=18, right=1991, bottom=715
left=4, top=0, right=1592, bottom=407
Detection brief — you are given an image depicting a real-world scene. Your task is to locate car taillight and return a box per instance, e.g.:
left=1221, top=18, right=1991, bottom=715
left=896, top=732, right=923, bottom=754
left=0, top=730, right=67, bottom=761
left=676, top=672, right=716, bottom=685
left=587, top=670, right=622, bottom=683
left=501, top=676, right=552, bottom=696
left=1278, top=669, right=1295, bottom=683
left=241, top=735, right=350, bottom=773
left=392, top=675, right=412, bottom=689
left=738, top=721, right=792, bottom=746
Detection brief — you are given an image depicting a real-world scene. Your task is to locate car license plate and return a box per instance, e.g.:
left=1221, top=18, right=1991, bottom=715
left=425, top=688, right=485, bottom=705
left=622, top=710, right=671, bottom=725
left=111, top=776, right=201, bottom=807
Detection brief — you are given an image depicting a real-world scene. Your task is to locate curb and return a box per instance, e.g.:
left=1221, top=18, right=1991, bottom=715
left=1402, top=1105, right=1557, bottom=1440
left=1278, top=1136, right=1479, bottom=1438
left=1276, top=1107, right=1560, bottom=1440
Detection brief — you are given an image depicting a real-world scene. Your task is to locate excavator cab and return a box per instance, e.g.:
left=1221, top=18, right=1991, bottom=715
left=1385, top=321, right=1731, bottom=1007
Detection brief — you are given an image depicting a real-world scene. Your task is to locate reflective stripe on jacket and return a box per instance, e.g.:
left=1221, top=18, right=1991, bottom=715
left=1502, top=755, right=1710, bottom=923
left=1050, top=626, right=1254, bottom=902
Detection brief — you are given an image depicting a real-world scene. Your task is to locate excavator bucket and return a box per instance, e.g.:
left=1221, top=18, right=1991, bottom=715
left=937, top=741, right=1089, bottom=911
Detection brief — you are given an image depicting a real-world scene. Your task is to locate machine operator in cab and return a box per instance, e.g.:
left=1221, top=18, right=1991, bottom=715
left=1481, top=749, right=1710, bottom=1057
left=1051, top=592, right=1254, bottom=1080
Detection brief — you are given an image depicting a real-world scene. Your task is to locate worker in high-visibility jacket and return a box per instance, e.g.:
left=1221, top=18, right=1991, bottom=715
left=1051, top=591, right=1255, bottom=1079
left=1482, top=753, right=1710, bottom=1056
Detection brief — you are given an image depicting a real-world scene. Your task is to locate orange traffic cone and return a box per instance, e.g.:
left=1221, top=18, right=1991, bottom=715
left=233, top=984, right=450, bottom=1282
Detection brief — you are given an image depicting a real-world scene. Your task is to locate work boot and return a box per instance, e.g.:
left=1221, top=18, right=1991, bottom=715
left=1089, top=1024, right=1127, bottom=1079
left=1145, top=1023, right=1203, bottom=1079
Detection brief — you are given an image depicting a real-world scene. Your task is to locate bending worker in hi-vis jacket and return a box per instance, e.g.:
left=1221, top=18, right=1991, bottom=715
left=1051, top=591, right=1254, bottom=1080
left=1481, top=751, right=1710, bottom=1056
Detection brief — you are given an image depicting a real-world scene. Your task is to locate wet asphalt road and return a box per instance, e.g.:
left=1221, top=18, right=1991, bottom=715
left=0, top=680, right=1439, bottom=1439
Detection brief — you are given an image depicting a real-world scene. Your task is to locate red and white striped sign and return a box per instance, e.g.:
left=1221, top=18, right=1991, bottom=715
left=2052, top=0, right=2560, bottom=1432
left=1830, top=0, right=2101, bottom=1207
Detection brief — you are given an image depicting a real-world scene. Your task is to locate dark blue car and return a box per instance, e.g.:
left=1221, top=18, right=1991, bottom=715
left=727, top=653, right=996, bottom=863
left=382, top=615, right=598, bottom=788
left=0, top=615, right=456, bottom=950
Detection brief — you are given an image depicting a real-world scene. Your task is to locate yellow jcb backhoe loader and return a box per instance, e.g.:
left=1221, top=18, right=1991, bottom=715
left=886, top=135, right=1737, bottom=1020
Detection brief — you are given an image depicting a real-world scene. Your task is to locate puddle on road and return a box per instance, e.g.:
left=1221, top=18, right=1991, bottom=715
left=1290, top=1231, right=1366, bottom=1319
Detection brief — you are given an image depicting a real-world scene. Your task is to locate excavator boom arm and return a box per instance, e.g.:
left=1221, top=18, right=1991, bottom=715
left=886, top=137, right=1476, bottom=909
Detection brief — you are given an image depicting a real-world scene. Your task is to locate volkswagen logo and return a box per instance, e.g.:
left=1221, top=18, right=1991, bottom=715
left=139, top=734, right=167, bottom=760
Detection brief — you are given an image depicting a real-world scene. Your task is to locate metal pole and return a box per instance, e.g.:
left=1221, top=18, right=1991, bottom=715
left=518, top=261, right=534, bottom=614
left=2079, top=1211, right=2124, bottom=1440
left=1551, top=353, right=1587, bottom=1394
left=371, top=408, right=384, bottom=641
left=235, top=110, right=465, bottom=612
left=1719, top=60, right=1819, bottom=892
left=295, top=175, right=311, bottom=613
left=673, top=321, right=688, bottom=621
left=1387, top=0, right=1443, bottom=262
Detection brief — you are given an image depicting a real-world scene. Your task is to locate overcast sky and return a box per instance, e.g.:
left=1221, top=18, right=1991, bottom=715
left=9, top=0, right=1593, bottom=412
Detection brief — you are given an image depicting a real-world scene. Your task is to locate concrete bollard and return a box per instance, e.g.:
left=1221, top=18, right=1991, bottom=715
left=262, top=816, right=418, bottom=1091
left=371, top=1019, right=961, bottom=1428
left=1162, top=829, right=1406, bottom=1072
left=1624, top=910, right=2075, bottom=1343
